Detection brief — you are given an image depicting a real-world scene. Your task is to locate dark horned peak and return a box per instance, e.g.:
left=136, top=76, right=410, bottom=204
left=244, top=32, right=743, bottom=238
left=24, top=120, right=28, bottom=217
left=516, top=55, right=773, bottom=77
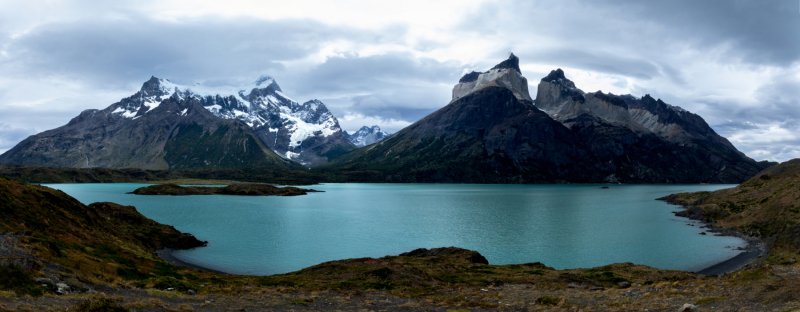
left=459, top=71, right=481, bottom=83
left=542, top=68, right=577, bottom=89
left=140, top=76, right=164, bottom=93
left=490, top=53, right=521, bottom=73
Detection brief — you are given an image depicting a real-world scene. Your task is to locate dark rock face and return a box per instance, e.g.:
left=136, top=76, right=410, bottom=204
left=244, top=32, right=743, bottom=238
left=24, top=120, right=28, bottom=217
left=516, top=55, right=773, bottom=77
left=458, top=71, right=481, bottom=83
left=0, top=83, right=294, bottom=170
left=399, top=247, right=489, bottom=265
left=329, top=56, right=770, bottom=183
left=490, top=53, right=521, bottom=73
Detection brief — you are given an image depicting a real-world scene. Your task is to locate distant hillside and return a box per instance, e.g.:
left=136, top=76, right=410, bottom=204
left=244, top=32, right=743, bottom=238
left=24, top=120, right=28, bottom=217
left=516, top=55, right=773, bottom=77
left=0, top=165, right=321, bottom=184
left=346, top=125, right=389, bottom=147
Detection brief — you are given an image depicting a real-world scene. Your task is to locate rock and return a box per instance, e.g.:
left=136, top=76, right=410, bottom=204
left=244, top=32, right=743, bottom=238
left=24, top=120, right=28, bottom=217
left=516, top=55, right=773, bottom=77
left=679, top=303, right=698, bottom=311
left=451, top=53, right=532, bottom=102
left=34, top=277, right=54, bottom=287
left=399, top=247, right=489, bottom=264
left=187, top=289, right=196, bottom=295
left=590, top=286, right=605, bottom=291
left=55, top=282, right=70, bottom=295
left=617, top=281, right=631, bottom=288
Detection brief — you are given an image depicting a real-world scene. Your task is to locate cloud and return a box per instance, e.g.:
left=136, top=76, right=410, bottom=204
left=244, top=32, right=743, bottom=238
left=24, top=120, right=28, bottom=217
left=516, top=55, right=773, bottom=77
left=2, top=16, right=367, bottom=88
left=528, top=49, right=661, bottom=80
left=289, top=53, right=461, bottom=127
left=0, top=0, right=798, bottom=161
left=338, top=113, right=412, bottom=134
left=612, top=0, right=800, bottom=66
left=0, top=123, right=34, bottom=153
left=725, top=121, right=800, bottom=162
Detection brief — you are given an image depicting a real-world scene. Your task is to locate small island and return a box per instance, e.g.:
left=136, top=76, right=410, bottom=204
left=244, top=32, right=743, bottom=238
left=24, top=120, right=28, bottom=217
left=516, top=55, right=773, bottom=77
left=130, top=183, right=319, bottom=196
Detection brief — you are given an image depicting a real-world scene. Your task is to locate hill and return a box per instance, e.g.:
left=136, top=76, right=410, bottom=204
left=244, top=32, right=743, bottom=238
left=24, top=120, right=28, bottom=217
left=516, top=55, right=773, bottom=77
left=664, top=158, right=800, bottom=260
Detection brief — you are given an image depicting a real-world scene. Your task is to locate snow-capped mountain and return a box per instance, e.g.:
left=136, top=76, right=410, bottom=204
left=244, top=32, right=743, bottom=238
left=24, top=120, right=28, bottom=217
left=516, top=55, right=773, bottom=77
left=347, top=125, right=389, bottom=147
left=111, top=76, right=355, bottom=166
left=0, top=77, right=293, bottom=170
left=0, top=75, right=355, bottom=169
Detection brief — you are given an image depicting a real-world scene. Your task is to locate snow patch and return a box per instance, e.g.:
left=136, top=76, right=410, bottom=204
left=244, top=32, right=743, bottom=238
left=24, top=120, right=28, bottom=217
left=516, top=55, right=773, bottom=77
left=112, top=106, right=138, bottom=118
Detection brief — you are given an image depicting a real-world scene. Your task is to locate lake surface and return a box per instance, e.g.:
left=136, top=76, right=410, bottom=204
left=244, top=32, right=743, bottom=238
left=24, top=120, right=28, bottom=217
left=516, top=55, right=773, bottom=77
left=47, top=183, right=745, bottom=275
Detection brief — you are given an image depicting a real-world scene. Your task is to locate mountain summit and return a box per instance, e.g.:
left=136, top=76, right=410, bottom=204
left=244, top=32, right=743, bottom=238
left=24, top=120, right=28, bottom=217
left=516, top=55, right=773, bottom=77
left=451, top=53, right=532, bottom=102
left=329, top=55, right=769, bottom=183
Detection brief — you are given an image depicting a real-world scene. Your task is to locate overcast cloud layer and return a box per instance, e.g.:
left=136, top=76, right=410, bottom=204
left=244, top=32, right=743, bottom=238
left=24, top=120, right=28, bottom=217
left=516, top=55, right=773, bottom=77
left=0, top=0, right=798, bottom=161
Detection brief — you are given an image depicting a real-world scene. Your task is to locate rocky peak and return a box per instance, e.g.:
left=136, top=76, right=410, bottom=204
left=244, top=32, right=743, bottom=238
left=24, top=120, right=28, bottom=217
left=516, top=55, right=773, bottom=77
left=139, top=76, right=177, bottom=97
left=490, top=53, right=521, bottom=73
left=459, top=71, right=481, bottom=83
left=254, top=75, right=282, bottom=91
left=247, top=76, right=284, bottom=99
left=451, top=54, right=532, bottom=102
left=541, top=69, right=577, bottom=89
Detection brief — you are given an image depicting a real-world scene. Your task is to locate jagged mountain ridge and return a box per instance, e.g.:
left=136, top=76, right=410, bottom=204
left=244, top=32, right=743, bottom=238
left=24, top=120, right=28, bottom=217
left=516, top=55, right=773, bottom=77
left=347, top=125, right=389, bottom=147
left=535, top=68, right=768, bottom=182
left=114, top=76, right=355, bottom=166
left=0, top=86, right=294, bottom=170
left=0, top=76, right=355, bottom=169
left=328, top=54, right=770, bottom=183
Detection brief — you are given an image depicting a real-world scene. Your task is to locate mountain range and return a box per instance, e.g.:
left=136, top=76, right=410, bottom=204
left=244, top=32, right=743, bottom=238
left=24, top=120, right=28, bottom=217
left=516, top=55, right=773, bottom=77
left=327, top=54, right=770, bottom=183
left=0, top=54, right=771, bottom=182
left=0, top=76, right=357, bottom=169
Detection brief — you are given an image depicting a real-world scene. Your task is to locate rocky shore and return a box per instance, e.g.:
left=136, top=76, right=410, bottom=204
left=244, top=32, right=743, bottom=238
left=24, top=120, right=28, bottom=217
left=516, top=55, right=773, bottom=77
left=660, top=194, right=768, bottom=276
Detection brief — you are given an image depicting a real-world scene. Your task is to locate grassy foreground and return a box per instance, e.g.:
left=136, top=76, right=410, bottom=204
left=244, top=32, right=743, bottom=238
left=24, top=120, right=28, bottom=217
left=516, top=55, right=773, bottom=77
left=2, top=165, right=800, bottom=310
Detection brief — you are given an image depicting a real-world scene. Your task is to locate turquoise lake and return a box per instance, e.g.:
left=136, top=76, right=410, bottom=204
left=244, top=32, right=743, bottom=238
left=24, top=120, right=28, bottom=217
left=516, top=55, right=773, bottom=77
left=47, top=183, right=745, bottom=275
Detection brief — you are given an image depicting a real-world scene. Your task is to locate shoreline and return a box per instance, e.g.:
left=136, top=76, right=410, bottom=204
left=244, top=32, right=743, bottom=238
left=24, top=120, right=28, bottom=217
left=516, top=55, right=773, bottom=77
left=662, top=195, right=768, bottom=276
left=157, top=249, right=228, bottom=274
left=696, top=236, right=766, bottom=276
left=158, top=238, right=766, bottom=278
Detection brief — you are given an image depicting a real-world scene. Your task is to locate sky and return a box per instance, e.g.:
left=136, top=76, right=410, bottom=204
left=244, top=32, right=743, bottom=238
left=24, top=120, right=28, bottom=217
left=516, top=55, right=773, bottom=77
left=0, top=0, right=798, bottom=161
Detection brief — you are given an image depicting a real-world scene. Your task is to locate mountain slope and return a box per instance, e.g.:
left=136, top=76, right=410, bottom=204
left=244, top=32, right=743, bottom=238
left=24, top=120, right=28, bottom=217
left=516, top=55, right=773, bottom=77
left=0, top=177, right=205, bottom=287
left=328, top=54, right=769, bottom=183
left=0, top=79, right=293, bottom=170
left=663, top=158, right=800, bottom=255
